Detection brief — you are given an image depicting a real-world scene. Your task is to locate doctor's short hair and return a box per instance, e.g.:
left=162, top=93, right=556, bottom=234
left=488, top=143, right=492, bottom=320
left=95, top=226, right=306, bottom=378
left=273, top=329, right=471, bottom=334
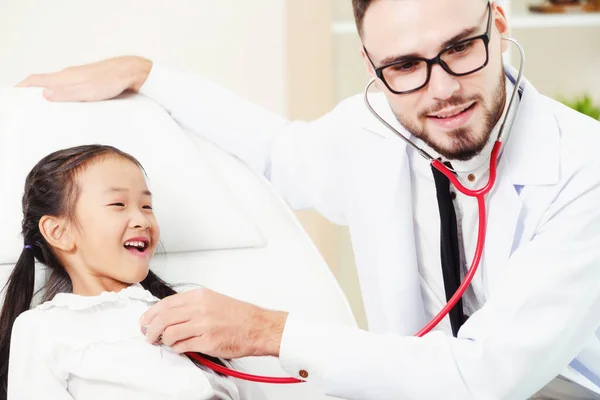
left=352, top=0, right=488, bottom=38
left=351, top=0, right=371, bottom=38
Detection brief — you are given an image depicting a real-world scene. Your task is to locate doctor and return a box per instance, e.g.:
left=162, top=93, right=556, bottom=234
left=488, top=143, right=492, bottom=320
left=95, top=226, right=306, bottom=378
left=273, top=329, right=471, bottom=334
left=18, top=0, right=600, bottom=398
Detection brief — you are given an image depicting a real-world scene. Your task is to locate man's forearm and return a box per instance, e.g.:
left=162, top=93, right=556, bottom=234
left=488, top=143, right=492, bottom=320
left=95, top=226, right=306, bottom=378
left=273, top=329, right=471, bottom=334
left=137, top=62, right=289, bottom=177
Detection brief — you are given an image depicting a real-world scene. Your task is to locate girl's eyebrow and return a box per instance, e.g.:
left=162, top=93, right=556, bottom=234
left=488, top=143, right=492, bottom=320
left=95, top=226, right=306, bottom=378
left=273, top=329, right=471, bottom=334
left=104, top=187, right=152, bottom=196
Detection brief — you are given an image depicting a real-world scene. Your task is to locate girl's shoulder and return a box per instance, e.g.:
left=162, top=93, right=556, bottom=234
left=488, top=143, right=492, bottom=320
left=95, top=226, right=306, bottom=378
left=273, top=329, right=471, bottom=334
left=11, top=284, right=163, bottom=367
left=12, top=298, right=79, bottom=347
left=11, top=306, right=59, bottom=352
left=14, top=284, right=159, bottom=343
left=12, top=306, right=44, bottom=331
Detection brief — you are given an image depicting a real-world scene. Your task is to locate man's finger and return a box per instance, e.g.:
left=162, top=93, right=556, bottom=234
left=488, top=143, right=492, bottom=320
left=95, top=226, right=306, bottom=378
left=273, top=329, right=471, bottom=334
left=44, top=84, right=89, bottom=102
left=144, top=305, right=192, bottom=344
left=161, top=319, right=204, bottom=347
left=16, top=73, right=63, bottom=88
left=140, top=290, right=196, bottom=327
left=15, top=74, right=44, bottom=87
left=171, top=336, right=211, bottom=355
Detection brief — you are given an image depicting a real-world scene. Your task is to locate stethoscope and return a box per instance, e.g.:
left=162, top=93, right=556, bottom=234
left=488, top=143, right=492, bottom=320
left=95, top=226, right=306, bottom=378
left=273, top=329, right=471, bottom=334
left=186, top=37, right=526, bottom=384
left=364, top=36, right=525, bottom=338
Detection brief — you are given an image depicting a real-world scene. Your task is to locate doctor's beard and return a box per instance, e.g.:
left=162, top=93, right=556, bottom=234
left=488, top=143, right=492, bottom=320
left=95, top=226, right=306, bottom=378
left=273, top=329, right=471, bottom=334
left=395, top=69, right=506, bottom=161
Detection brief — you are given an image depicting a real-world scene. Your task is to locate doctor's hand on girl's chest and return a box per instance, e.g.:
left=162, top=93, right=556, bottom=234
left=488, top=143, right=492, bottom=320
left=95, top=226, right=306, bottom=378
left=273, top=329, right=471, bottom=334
left=140, top=288, right=289, bottom=359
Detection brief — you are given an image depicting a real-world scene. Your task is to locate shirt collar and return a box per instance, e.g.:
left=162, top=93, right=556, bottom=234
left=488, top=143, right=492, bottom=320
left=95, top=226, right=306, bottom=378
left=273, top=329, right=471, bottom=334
left=38, top=283, right=159, bottom=311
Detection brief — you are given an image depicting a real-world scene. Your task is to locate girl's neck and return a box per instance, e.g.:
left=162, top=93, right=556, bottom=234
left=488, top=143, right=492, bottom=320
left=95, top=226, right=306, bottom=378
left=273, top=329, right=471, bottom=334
left=70, top=275, right=130, bottom=296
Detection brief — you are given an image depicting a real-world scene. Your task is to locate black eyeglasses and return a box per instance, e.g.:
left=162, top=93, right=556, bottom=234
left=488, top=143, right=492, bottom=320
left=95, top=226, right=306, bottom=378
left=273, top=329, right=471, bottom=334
left=364, top=2, right=493, bottom=95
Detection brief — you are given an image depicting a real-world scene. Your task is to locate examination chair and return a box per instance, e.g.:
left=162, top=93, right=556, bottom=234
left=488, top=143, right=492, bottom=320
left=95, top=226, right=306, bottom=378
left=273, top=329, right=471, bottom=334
left=0, top=88, right=356, bottom=400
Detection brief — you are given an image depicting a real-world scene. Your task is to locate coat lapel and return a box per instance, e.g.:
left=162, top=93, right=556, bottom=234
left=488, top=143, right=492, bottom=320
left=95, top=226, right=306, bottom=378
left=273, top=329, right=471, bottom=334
left=482, top=71, right=561, bottom=294
left=481, top=158, right=522, bottom=295
left=351, top=94, right=425, bottom=335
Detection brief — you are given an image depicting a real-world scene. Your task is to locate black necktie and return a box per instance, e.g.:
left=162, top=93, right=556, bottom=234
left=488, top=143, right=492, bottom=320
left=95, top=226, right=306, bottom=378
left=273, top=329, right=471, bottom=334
left=431, top=162, right=466, bottom=337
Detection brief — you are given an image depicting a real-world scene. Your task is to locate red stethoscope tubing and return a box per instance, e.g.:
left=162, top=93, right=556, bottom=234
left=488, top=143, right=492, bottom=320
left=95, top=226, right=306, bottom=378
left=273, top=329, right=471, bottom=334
left=185, top=140, right=502, bottom=384
left=415, top=140, right=500, bottom=337
left=186, top=352, right=303, bottom=384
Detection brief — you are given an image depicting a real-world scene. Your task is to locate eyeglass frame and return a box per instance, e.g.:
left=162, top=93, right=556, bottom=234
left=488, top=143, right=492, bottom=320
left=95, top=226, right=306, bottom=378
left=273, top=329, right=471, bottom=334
left=363, top=1, right=493, bottom=95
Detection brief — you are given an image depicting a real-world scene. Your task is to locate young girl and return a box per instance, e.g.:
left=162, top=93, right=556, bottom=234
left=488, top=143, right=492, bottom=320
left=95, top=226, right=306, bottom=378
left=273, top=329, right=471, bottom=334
left=0, top=145, right=263, bottom=400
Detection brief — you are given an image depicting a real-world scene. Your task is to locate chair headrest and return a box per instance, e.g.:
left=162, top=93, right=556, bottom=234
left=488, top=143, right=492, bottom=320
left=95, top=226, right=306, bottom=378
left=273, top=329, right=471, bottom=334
left=0, top=88, right=266, bottom=265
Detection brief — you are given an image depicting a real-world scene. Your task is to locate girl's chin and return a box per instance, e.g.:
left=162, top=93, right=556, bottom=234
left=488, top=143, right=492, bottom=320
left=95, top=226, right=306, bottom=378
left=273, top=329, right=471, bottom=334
left=117, top=268, right=151, bottom=285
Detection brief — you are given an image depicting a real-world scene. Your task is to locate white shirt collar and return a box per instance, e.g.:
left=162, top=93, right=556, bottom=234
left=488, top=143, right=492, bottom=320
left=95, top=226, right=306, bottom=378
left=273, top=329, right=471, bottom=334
left=38, top=283, right=158, bottom=311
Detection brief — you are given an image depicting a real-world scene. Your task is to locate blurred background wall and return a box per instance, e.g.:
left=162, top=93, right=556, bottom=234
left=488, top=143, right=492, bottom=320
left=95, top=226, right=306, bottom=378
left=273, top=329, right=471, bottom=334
left=0, top=1, right=287, bottom=113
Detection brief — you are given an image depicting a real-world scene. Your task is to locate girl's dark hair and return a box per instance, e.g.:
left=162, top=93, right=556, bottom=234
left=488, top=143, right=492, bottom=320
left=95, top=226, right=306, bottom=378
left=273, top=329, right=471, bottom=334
left=0, top=144, right=223, bottom=399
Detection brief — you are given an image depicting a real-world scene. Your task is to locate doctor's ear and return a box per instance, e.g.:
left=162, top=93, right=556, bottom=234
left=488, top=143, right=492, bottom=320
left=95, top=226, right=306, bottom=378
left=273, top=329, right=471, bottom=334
left=492, top=2, right=510, bottom=53
left=39, top=215, right=75, bottom=252
left=360, top=46, right=384, bottom=91
left=360, top=46, right=375, bottom=74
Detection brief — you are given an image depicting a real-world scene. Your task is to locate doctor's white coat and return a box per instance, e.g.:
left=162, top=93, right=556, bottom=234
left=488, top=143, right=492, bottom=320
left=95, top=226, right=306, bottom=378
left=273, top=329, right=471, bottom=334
left=140, top=64, right=600, bottom=399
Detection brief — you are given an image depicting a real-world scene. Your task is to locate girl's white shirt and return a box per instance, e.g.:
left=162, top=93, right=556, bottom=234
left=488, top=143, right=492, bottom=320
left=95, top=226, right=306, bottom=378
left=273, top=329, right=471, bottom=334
left=7, top=283, right=265, bottom=400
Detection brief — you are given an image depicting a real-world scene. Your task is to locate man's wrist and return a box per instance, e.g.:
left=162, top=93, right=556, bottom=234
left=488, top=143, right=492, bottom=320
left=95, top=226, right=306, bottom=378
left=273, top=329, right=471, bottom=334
left=126, top=56, right=153, bottom=93
left=251, top=308, right=288, bottom=357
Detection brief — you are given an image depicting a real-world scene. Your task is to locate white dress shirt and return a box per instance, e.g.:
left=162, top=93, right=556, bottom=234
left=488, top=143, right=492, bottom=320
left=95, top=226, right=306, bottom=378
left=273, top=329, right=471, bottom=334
left=408, top=79, right=518, bottom=333
left=8, top=284, right=263, bottom=400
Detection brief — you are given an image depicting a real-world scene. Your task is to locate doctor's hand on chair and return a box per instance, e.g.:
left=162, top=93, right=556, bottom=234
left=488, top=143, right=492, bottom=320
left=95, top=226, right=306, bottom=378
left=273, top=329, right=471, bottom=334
left=139, top=288, right=289, bottom=359
left=16, top=56, right=152, bottom=102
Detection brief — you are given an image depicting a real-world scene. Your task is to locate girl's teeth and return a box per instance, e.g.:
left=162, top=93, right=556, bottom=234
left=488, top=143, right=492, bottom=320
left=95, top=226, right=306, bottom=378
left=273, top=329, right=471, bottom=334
left=125, top=241, right=145, bottom=248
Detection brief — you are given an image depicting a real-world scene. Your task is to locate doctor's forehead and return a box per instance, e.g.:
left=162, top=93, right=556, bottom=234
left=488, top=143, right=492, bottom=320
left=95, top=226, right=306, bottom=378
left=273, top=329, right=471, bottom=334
left=361, top=0, right=487, bottom=60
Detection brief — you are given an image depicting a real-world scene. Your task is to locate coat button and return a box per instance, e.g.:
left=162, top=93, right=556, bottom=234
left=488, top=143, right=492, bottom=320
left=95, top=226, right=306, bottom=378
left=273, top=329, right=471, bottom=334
left=451, top=192, right=456, bottom=200
left=299, top=369, right=309, bottom=379
left=467, top=173, right=476, bottom=182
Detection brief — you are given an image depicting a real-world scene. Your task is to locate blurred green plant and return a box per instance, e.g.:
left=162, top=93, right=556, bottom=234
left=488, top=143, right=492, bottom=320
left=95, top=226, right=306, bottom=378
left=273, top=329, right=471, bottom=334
left=558, top=94, right=600, bottom=121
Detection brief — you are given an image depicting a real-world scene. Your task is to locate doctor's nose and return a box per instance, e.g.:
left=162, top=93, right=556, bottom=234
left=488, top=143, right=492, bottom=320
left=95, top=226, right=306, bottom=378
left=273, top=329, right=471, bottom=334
left=427, top=64, right=460, bottom=100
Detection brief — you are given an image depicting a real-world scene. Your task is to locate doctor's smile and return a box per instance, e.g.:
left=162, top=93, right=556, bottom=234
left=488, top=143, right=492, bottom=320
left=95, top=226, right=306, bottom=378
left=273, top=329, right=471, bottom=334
left=425, top=100, right=477, bottom=128
left=3, top=0, right=600, bottom=399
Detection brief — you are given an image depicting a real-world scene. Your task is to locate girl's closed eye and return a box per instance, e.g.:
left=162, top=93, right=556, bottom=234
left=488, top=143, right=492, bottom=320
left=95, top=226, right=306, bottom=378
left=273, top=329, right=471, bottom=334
left=109, top=202, right=125, bottom=207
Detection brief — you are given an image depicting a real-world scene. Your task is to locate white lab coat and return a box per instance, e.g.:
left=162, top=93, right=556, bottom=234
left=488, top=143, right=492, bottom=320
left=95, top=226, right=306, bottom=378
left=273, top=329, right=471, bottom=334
left=140, top=65, right=600, bottom=399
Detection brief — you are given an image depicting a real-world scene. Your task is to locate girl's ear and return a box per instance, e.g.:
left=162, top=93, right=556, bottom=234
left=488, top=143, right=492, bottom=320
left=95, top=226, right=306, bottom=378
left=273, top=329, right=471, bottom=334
left=39, top=216, right=75, bottom=252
